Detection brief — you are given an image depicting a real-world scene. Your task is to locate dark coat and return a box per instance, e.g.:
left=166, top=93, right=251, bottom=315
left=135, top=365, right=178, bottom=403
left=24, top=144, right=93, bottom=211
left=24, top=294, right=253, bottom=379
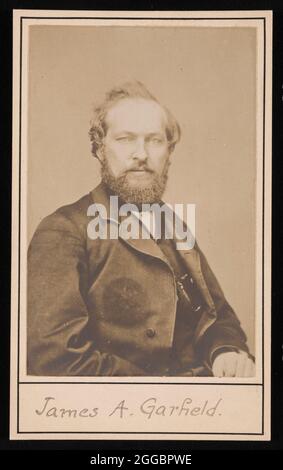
left=27, top=183, right=249, bottom=376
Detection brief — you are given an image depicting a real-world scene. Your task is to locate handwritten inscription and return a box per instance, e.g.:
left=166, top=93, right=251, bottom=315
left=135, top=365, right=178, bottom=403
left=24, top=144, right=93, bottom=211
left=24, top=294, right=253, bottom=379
left=35, top=397, right=99, bottom=418
left=35, top=396, right=222, bottom=419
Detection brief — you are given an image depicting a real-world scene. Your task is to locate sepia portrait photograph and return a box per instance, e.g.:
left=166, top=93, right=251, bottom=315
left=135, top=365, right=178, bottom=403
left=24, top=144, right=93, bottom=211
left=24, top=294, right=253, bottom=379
left=11, top=9, right=272, bottom=440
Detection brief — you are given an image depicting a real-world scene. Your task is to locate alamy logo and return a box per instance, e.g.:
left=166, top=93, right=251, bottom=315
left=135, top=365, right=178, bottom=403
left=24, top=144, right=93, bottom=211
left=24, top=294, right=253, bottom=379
left=87, top=196, right=195, bottom=251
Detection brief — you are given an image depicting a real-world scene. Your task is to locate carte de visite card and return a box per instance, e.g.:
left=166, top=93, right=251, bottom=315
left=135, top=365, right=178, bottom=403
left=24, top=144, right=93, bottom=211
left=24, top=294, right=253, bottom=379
left=10, top=9, right=272, bottom=440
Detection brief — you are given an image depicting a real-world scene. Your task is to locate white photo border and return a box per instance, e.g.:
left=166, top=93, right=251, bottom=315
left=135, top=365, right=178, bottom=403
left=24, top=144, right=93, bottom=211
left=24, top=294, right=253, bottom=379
left=10, top=9, right=272, bottom=440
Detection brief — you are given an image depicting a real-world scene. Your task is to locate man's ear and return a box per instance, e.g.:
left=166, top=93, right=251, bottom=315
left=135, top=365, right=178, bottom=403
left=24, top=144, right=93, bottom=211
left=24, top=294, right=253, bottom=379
left=96, top=147, right=103, bottom=163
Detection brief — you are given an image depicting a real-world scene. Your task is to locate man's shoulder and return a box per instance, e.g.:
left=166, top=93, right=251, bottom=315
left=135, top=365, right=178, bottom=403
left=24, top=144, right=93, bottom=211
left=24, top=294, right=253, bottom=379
left=55, top=191, right=93, bottom=222
left=31, top=189, right=97, bottom=242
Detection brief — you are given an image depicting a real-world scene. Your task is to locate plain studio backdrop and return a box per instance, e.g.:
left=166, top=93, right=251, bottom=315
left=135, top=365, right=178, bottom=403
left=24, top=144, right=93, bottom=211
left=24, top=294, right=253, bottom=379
left=27, top=25, right=256, bottom=355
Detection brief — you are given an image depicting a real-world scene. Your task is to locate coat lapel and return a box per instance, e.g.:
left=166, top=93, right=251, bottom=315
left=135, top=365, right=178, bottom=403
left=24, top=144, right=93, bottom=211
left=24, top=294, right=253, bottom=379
left=90, top=183, right=170, bottom=262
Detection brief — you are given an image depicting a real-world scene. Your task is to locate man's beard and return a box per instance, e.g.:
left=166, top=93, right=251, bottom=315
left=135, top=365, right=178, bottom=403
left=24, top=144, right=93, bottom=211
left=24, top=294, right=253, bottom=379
left=100, top=157, right=170, bottom=205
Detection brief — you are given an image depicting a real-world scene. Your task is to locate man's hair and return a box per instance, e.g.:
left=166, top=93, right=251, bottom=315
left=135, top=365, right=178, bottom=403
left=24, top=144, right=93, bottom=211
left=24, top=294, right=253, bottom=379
left=89, top=80, right=181, bottom=158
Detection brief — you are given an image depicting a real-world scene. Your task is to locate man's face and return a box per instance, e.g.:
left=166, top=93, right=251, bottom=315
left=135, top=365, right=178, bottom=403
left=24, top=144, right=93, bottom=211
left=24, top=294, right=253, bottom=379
left=99, top=98, right=171, bottom=204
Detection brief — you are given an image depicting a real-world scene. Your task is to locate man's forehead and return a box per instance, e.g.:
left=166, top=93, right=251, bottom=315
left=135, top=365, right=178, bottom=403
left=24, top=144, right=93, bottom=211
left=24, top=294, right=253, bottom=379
left=105, top=97, right=167, bottom=133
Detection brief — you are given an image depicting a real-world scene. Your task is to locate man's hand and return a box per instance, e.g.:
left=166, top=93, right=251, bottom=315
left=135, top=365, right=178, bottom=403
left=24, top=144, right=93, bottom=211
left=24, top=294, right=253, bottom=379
left=212, top=350, right=255, bottom=377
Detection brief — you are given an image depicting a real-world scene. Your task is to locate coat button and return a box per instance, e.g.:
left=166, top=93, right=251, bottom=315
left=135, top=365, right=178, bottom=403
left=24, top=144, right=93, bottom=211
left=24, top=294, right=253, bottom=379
left=192, top=305, right=201, bottom=312
left=146, top=328, right=156, bottom=338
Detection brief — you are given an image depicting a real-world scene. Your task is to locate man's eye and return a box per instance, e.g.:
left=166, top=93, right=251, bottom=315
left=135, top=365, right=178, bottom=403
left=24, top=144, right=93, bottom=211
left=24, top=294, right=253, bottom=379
left=149, top=137, right=164, bottom=144
left=116, top=136, right=134, bottom=142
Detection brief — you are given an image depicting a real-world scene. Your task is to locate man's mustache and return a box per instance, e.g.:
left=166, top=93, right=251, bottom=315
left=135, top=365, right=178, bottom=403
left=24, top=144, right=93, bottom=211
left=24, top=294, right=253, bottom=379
left=126, top=165, right=154, bottom=173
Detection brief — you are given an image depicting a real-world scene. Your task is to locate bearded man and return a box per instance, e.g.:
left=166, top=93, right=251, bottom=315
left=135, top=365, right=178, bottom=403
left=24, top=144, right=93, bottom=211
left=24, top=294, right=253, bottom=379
left=27, top=81, right=255, bottom=377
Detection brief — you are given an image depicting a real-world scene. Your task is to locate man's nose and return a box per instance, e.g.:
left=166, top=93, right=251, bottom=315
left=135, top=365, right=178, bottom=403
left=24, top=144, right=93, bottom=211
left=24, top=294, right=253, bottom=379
left=132, top=137, right=148, bottom=161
